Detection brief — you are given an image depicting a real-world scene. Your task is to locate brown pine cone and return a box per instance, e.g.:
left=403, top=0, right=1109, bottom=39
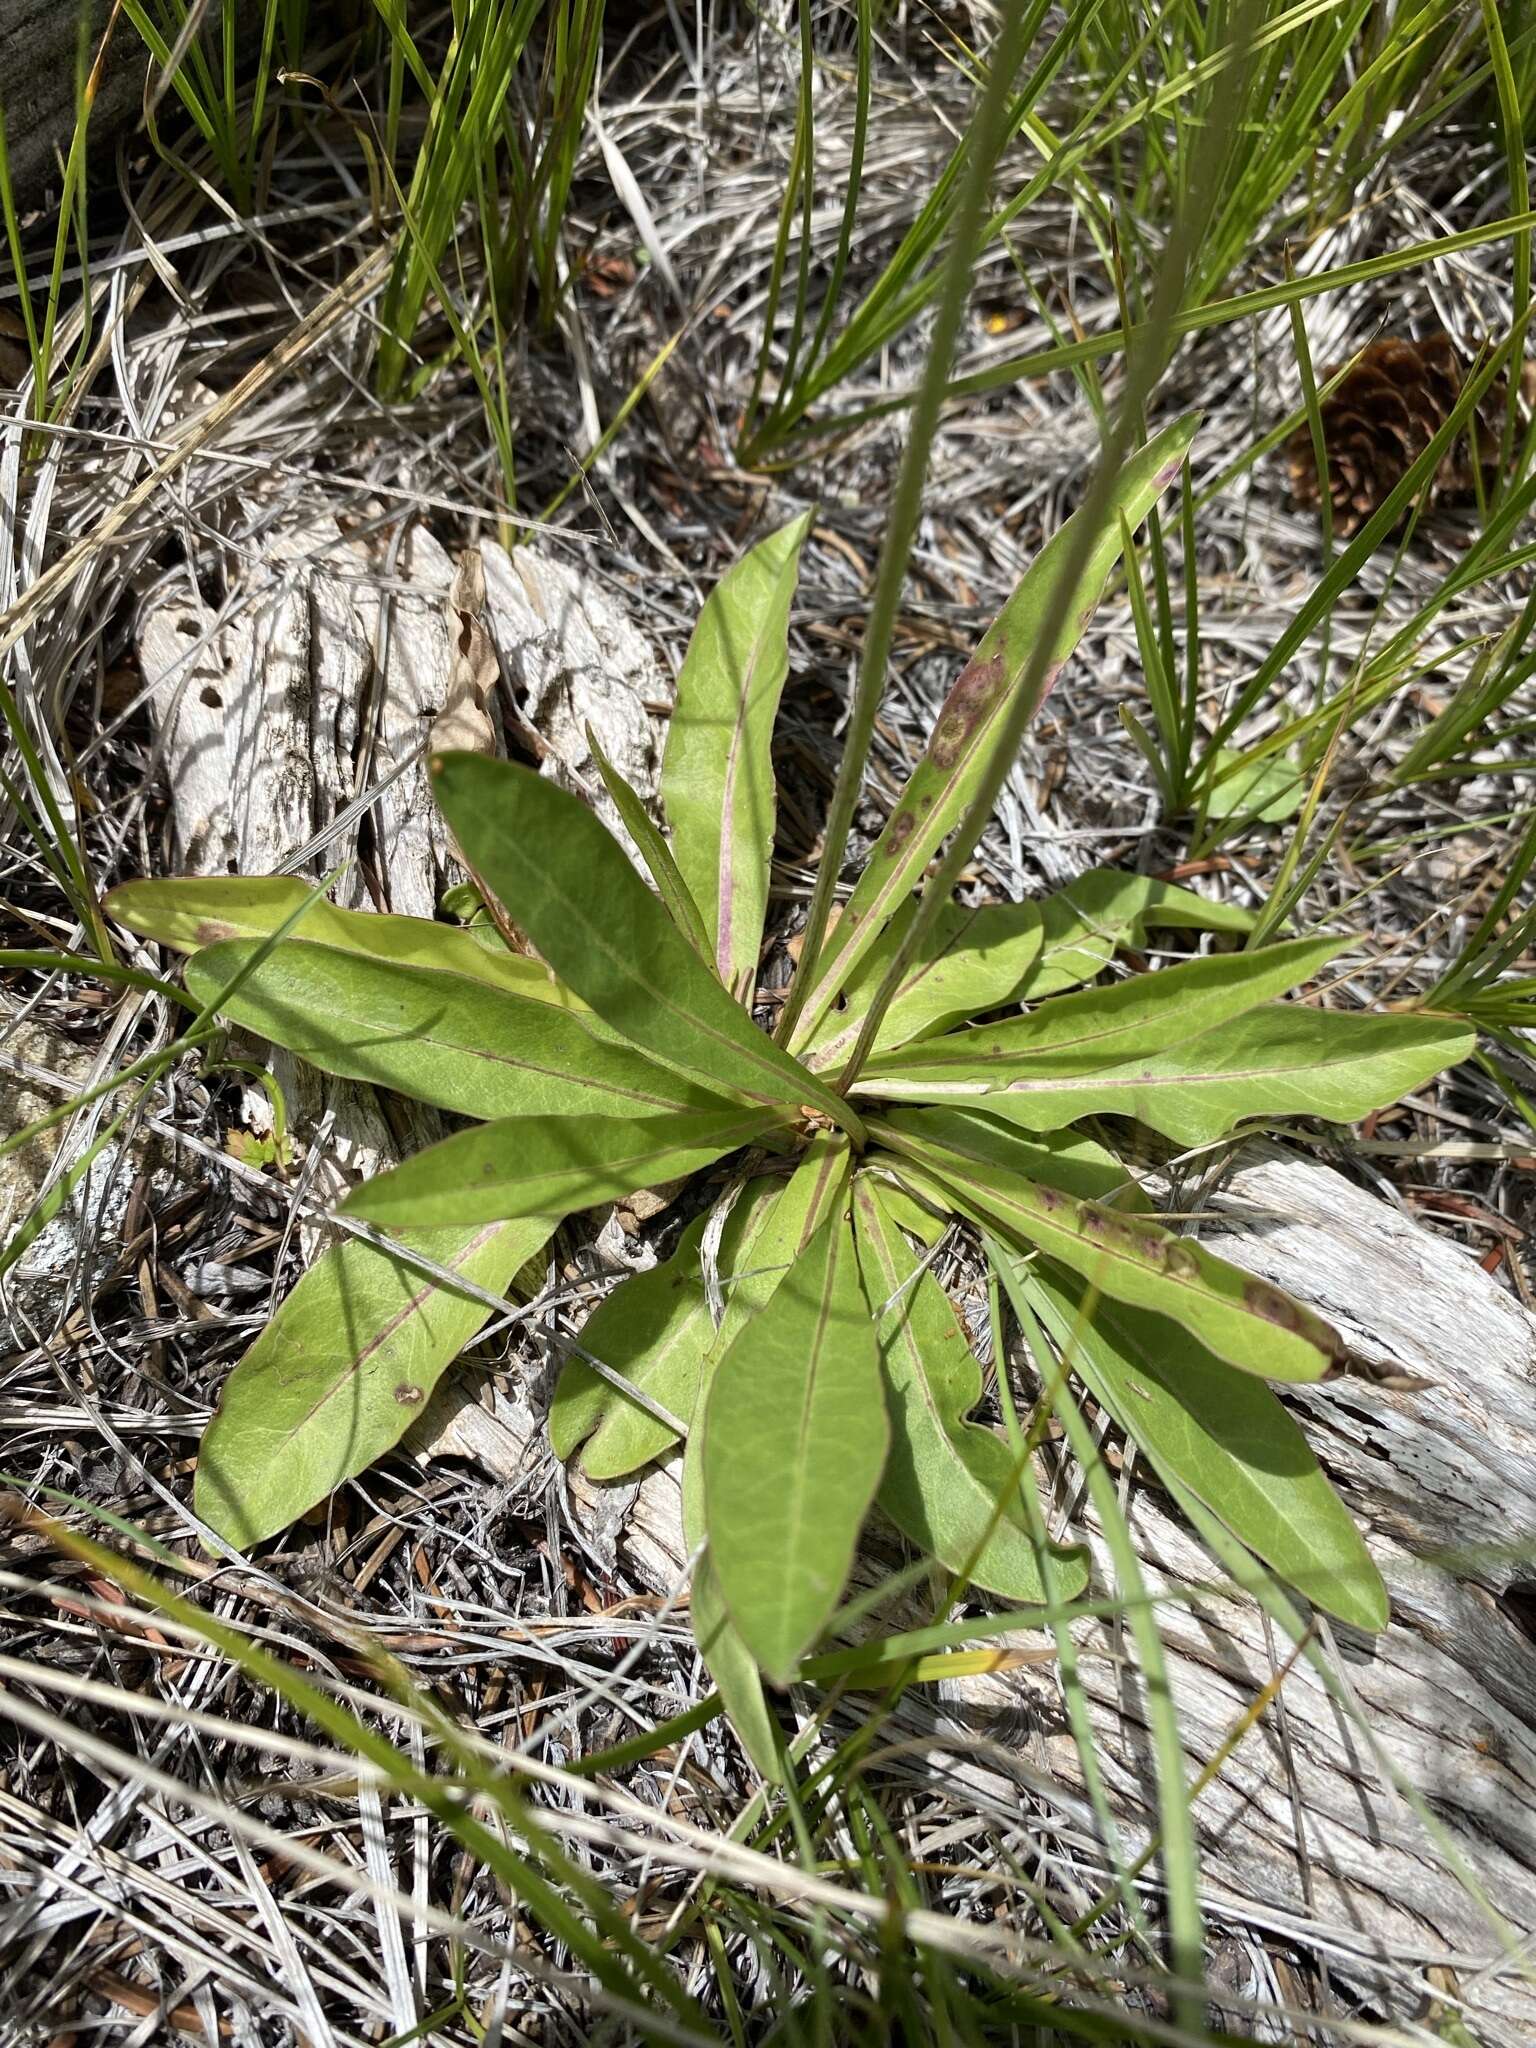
left=1287, top=334, right=1530, bottom=537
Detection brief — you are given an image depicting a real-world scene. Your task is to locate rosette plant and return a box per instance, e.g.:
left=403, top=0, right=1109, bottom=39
left=107, top=416, right=1471, bottom=1766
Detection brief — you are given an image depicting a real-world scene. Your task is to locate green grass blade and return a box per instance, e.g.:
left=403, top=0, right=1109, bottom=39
left=788, top=417, right=1199, bottom=1048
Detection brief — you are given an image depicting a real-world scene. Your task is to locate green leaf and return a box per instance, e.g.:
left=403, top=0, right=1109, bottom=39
left=871, top=1106, right=1135, bottom=1204
left=550, top=1215, right=713, bottom=1477
left=430, top=753, right=860, bottom=1137
left=107, top=874, right=583, bottom=1007
left=704, top=1211, right=887, bottom=1682
left=707, top=1129, right=855, bottom=1357
left=342, top=1106, right=785, bottom=1230
left=858, top=1167, right=949, bottom=1246
left=1202, top=746, right=1305, bottom=823
left=789, top=418, right=1199, bottom=1040
left=551, top=1132, right=860, bottom=1491
left=684, top=1419, right=781, bottom=1780
left=553, top=1133, right=858, bottom=1486
left=861, top=933, right=1346, bottom=1096
left=674, top=1149, right=858, bottom=1778
left=586, top=728, right=713, bottom=962
left=800, top=871, right=1255, bottom=1074
left=871, top=1113, right=1339, bottom=1383
left=1022, top=1264, right=1388, bottom=1631
left=195, top=1214, right=557, bottom=1548
left=662, top=509, right=814, bottom=1000
left=852, top=1177, right=1086, bottom=1604
left=184, top=939, right=734, bottom=1122
left=796, top=897, right=1045, bottom=1072
left=925, top=1004, right=1476, bottom=1148
left=1016, top=869, right=1256, bottom=1002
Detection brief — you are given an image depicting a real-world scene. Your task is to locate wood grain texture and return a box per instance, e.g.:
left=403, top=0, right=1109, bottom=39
left=1, top=4, right=142, bottom=212
left=0, top=4, right=347, bottom=210
left=424, top=1141, right=1536, bottom=2041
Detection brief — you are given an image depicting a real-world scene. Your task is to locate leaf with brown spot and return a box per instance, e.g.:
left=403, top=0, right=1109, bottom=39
left=196, top=1213, right=558, bottom=1548
left=871, top=1109, right=1338, bottom=1382
left=1021, top=1262, right=1388, bottom=1631
left=787, top=415, right=1199, bottom=1046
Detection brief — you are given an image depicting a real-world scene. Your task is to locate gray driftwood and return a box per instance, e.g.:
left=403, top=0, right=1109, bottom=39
left=142, top=521, right=1536, bottom=2040
left=134, top=509, right=669, bottom=1205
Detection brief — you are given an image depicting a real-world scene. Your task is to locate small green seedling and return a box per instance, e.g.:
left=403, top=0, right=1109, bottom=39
left=107, top=417, right=1470, bottom=1771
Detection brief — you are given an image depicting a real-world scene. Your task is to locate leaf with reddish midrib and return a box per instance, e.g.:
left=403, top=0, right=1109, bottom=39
left=662, top=511, right=814, bottom=1000
left=196, top=1213, right=557, bottom=1547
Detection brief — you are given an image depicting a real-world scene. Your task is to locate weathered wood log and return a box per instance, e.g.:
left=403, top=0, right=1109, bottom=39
left=0, top=3, right=350, bottom=214
left=2, top=5, right=140, bottom=215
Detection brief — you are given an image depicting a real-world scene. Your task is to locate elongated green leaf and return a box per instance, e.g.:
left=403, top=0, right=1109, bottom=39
left=871, top=1107, right=1134, bottom=1204
left=1023, top=1264, right=1388, bottom=1630
left=550, top=1215, right=713, bottom=1477
left=587, top=729, right=713, bottom=961
left=342, top=1106, right=785, bottom=1230
left=107, top=874, right=583, bottom=1007
left=923, top=1005, right=1476, bottom=1147
left=684, top=1418, right=781, bottom=1780
left=852, top=1178, right=1085, bottom=1604
left=871, top=1113, right=1339, bottom=1383
left=674, top=1149, right=857, bottom=1777
left=858, top=1167, right=949, bottom=1246
left=554, top=1132, right=858, bottom=1486
left=796, top=897, right=1045, bottom=1072
left=1201, top=745, right=1305, bottom=823
left=1016, top=870, right=1256, bottom=1002
left=704, top=1211, right=887, bottom=1682
left=861, top=933, right=1345, bottom=1097
left=790, top=418, right=1199, bottom=1040
left=196, top=1213, right=557, bottom=1547
left=662, top=509, right=814, bottom=1000
left=708, top=1129, right=854, bottom=1356
left=798, top=871, right=1256, bottom=1073
left=185, top=939, right=732, bottom=1122
left=430, top=753, right=860, bottom=1137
